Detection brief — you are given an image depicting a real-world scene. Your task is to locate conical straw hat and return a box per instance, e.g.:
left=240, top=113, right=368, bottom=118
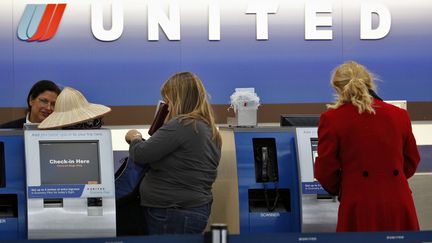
left=38, top=87, right=111, bottom=129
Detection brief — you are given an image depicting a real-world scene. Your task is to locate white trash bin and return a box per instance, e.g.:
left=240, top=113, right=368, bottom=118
left=230, top=88, right=260, bottom=127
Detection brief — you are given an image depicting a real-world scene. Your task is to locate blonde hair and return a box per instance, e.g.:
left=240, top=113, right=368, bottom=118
left=161, top=72, right=222, bottom=148
left=328, top=61, right=377, bottom=114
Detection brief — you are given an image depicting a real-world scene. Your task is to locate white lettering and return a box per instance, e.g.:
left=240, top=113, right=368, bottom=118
left=360, top=2, right=391, bottom=40
left=91, top=0, right=124, bottom=41
left=386, top=235, right=405, bottom=240
left=208, top=1, right=220, bottom=41
left=49, top=159, right=75, bottom=164
left=298, top=237, right=317, bottom=241
left=260, top=212, right=280, bottom=217
left=305, top=1, right=333, bottom=40
left=75, top=159, right=90, bottom=164
left=148, top=1, right=180, bottom=41
left=87, top=1, right=392, bottom=42
left=246, top=0, right=278, bottom=40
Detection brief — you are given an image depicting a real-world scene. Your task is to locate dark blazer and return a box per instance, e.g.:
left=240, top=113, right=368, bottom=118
left=314, top=98, right=420, bottom=232
left=0, top=117, right=26, bottom=129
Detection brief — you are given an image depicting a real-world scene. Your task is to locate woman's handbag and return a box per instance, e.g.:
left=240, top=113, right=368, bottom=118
left=115, top=156, right=148, bottom=200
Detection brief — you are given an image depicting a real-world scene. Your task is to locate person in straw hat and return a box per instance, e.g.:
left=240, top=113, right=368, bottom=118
left=38, top=87, right=111, bottom=129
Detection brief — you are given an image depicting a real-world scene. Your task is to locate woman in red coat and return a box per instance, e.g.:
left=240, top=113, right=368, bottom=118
left=314, top=61, right=420, bottom=232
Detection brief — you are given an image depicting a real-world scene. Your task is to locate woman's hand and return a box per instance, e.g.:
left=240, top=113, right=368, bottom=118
left=125, top=129, right=143, bottom=144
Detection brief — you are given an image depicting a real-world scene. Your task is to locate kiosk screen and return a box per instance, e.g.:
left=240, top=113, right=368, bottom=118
left=310, top=138, right=318, bottom=164
left=39, top=141, right=101, bottom=185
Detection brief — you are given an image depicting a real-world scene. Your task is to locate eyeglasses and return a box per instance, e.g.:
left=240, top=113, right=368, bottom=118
left=38, top=98, right=55, bottom=108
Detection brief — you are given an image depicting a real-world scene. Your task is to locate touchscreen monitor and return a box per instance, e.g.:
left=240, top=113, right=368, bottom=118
left=39, top=141, right=100, bottom=185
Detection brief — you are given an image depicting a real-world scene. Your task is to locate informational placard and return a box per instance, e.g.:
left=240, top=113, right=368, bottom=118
left=28, top=185, right=85, bottom=198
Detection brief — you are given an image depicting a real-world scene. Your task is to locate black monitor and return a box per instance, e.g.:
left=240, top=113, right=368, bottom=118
left=280, top=114, right=320, bottom=127
left=39, top=141, right=101, bottom=185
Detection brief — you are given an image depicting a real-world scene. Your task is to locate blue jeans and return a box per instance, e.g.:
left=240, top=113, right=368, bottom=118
left=143, top=202, right=211, bottom=235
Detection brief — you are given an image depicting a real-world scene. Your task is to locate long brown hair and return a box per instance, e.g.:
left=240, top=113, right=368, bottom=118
left=161, top=72, right=222, bottom=148
left=328, top=61, right=378, bottom=114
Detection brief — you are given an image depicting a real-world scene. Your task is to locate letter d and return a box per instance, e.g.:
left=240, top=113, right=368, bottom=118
left=360, top=2, right=391, bottom=40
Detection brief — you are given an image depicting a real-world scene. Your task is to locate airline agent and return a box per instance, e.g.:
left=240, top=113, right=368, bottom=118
left=0, top=80, right=61, bottom=128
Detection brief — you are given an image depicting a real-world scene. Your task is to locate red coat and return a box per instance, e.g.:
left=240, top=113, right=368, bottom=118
left=314, top=98, right=420, bottom=232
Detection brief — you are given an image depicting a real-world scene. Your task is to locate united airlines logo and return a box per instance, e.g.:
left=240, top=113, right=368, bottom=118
left=17, top=4, right=67, bottom=42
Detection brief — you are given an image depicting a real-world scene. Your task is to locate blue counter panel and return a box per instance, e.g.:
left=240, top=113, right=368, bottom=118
left=4, top=231, right=432, bottom=243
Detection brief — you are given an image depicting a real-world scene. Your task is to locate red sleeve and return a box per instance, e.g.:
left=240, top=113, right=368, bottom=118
left=402, top=110, right=420, bottom=178
left=314, top=112, right=341, bottom=195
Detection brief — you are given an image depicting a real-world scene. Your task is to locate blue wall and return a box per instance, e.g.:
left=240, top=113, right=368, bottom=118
left=1, top=0, right=431, bottom=107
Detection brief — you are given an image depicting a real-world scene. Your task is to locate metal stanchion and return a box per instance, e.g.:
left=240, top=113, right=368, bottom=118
left=204, top=223, right=228, bottom=243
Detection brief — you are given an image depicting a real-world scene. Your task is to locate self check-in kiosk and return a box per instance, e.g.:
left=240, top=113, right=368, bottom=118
left=0, top=130, right=26, bottom=240
left=24, top=129, right=116, bottom=239
left=281, top=115, right=339, bottom=232
left=210, top=122, right=339, bottom=234
left=295, top=127, right=338, bottom=232
left=233, top=127, right=302, bottom=233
